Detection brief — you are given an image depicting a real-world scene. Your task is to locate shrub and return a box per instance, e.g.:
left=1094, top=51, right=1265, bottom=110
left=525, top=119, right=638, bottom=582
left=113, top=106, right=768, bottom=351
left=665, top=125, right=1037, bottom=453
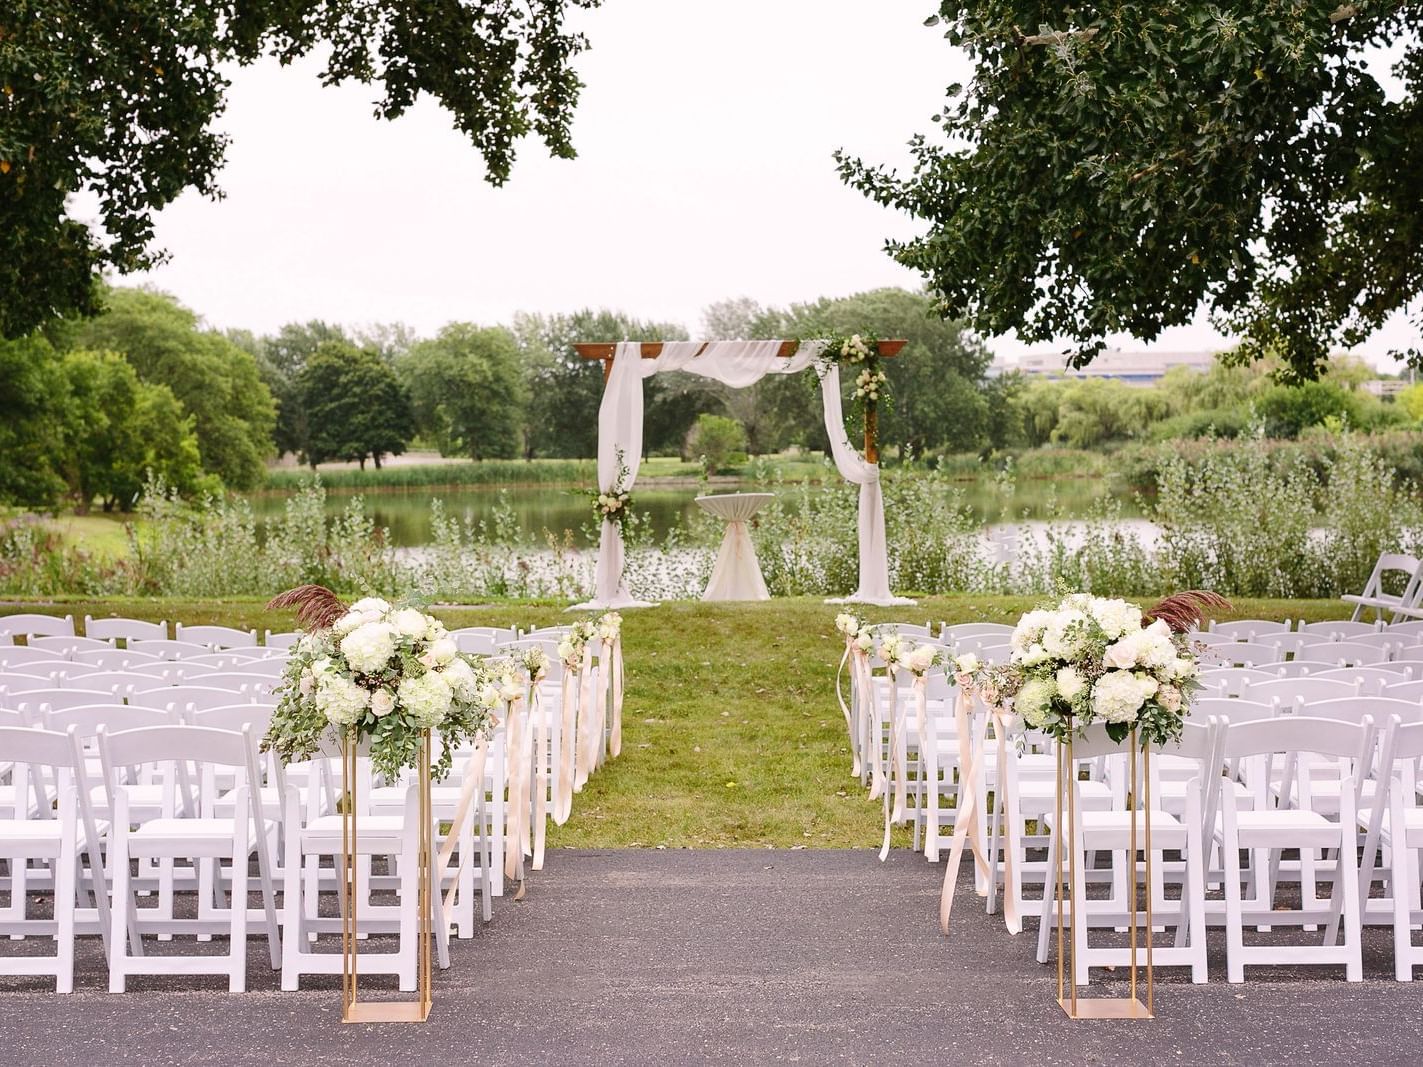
left=686, top=414, right=748, bottom=474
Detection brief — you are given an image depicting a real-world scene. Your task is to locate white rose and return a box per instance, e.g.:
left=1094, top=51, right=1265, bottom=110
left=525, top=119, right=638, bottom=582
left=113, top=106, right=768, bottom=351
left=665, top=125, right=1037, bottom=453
left=425, top=618, right=448, bottom=643
left=854, top=631, right=874, bottom=652
left=1016, top=643, right=1050, bottom=668
left=479, top=683, right=502, bottom=707
left=332, top=610, right=365, bottom=636
left=953, top=652, right=981, bottom=675
left=339, top=622, right=398, bottom=674
left=428, top=637, right=458, bottom=665
left=1158, top=684, right=1182, bottom=713
left=298, top=669, right=315, bottom=697
left=1055, top=666, right=1087, bottom=701
left=349, top=597, right=391, bottom=615
left=1103, top=636, right=1140, bottom=671
left=499, top=674, right=524, bottom=702
left=370, top=688, right=396, bottom=718
left=442, top=656, right=477, bottom=698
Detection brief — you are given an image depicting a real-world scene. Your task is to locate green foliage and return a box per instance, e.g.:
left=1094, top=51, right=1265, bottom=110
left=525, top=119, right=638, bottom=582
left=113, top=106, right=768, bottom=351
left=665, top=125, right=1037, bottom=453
left=0, top=334, right=69, bottom=506
left=298, top=341, right=414, bottom=468
left=399, top=324, right=526, bottom=460
left=840, top=3, right=1423, bottom=381
left=687, top=414, right=748, bottom=474
left=262, top=457, right=595, bottom=490
left=0, top=0, right=601, bottom=337
left=74, top=289, right=276, bottom=488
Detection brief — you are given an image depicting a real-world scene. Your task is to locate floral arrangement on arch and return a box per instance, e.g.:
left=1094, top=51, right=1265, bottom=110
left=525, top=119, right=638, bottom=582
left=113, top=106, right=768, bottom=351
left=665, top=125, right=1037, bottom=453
left=582, top=448, right=634, bottom=535
left=261, top=589, right=499, bottom=781
left=813, top=331, right=890, bottom=441
left=953, top=592, right=1225, bottom=747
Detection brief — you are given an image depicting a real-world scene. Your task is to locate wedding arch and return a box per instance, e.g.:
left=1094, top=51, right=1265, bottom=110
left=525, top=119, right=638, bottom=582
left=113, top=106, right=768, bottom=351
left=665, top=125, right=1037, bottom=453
left=569, top=338, right=917, bottom=609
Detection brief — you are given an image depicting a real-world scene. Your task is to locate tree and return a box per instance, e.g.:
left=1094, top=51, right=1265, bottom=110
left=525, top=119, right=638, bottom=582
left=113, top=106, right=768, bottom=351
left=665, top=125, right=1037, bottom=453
left=686, top=414, right=748, bottom=473
left=839, top=4, right=1423, bottom=382
left=1, top=1, right=601, bottom=338
left=0, top=335, right=69, bottom=506
left=399, top=324, right=526, bottom=460
left=298, top=341, right=414, bottom=468
left=74, top=288, right=276, bottom=488
left=512, top=310, right=690, bottom=458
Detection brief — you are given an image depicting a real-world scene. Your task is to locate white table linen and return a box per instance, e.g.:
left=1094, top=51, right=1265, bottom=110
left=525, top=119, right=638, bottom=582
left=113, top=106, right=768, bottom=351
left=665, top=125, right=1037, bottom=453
left=696, top=493, right=773, bottom=601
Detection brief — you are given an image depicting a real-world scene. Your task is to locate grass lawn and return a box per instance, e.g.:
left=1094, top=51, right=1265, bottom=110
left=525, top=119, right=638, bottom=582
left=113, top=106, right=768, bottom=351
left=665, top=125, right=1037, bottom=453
left=1, top=594, right=1354, bottom=849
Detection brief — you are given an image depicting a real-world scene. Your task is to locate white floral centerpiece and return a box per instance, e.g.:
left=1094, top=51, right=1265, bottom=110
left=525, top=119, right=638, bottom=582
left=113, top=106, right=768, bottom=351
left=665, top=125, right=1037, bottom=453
left=834, top=611, right=876, bottom=653
left=955, top=592, right=1221, bottom=747
left=262, top=589, right=499, bottom=780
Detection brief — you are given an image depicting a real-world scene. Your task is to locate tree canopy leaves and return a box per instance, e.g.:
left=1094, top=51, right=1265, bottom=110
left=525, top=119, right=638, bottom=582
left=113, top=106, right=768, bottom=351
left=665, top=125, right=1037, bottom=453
left=838, top=2, right=1423, bottom=382
left=0, top=0, right=600, bottom=337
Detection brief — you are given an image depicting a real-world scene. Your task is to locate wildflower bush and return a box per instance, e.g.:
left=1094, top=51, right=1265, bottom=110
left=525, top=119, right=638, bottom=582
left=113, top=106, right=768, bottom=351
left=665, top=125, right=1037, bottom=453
left=3, top=435, right=1420, bottom=602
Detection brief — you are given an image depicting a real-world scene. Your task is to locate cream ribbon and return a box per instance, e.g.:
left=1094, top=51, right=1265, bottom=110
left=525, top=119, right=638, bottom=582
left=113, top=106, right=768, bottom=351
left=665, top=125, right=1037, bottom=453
left=605, top=634, right=624, bottom=758
left=835, top=641, right=863, bottom=778
left=876, top=665, right=907, bottom=861
left=574, top=642, right=597, bottom=791
left=437, top=732, right=491, bottom=923
left=530, top=682, right=549, bottom=869
left=502, top=693, right=530, bottom=882
left=938, top=689, right=1021, bottom=936
left=553, top=662, right=579, bottom=824
left=855, top=648, right=877, bottom=791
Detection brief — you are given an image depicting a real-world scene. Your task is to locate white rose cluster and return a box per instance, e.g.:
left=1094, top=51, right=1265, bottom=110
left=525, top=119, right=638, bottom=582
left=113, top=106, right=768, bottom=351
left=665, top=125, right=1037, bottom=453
left=853, top=367, right=887, bottom=401
left=839, top=333, right=871, bottom=363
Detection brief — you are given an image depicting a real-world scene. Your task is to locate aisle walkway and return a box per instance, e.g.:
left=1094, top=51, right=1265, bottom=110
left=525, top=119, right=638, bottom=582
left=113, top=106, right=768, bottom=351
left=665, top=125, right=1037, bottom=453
left=2, top=850, right=1417, bottom=1065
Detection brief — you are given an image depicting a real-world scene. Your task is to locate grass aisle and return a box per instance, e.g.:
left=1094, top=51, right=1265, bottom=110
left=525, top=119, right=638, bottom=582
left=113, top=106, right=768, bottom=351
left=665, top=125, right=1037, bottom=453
left=4, top=595, right=1348, bottom=848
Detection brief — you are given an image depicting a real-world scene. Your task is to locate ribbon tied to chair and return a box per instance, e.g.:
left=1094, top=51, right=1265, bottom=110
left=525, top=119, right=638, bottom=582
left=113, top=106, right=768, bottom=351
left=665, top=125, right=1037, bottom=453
left=938, top=684, right=1022, bottom=936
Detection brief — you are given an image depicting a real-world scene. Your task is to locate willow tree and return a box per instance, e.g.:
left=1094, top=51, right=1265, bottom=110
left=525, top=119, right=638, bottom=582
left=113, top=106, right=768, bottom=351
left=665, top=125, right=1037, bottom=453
left=0, top=1, right=599, bottom=338
left=838, top=2, right=1422, bottom=381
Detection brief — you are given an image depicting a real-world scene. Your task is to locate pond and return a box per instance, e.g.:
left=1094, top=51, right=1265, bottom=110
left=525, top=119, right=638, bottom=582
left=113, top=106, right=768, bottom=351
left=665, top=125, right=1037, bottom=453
left=245, top=475, right=1144, bottom=547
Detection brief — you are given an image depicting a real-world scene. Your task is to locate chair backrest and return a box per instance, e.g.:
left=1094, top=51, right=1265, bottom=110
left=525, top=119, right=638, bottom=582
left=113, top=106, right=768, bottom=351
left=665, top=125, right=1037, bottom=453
left=1383, top=620, right=1423, bottom=638
left=453, top=632, right=501, bottom=655
left=122, top=660, right=218, bottom=682
left=189, top=704, right=276, bottom=734
left=193, top=672, right=279, bottom=696
left=0, top=645, right=66, bottom=668
left=71, top=669, right=162, bottom=698
left=1266, top=633, right=1337, bottom=658
left=1309, top=666, right=1413, bottom=693
left=885, top=623, right=936, bottom=640
left=1293, top=695, right=1423, bottom=726
left=1192, top=631, right=1244, bottom=647
left=83, top=616, right=168, bottom=644
left=940, top=622, right=1014, bottom=641
left=1198, top=667, right=1282, bottom=696
left=0, top=724, right=79, bottom=768
left=1321, top=641, right=1390, bottom=666
left=13, top=688, right=120, bottom=714
left=131, top=684, right=257, bottom=713
left=1239, top=676, right=1359, bottom=709
left=1198, top=641, right=1280, bottom=668
left=0, top=613, right=76, bottom=640
left=955, top=635, right=1012, bottom=661
left=1218, top=714, right=1373, bottom=764
left=0, top=672, right=54, bottom=696
left=1382, top=678, right=1423, bottom=701
left=125, top=638, right=213, bottom=661
left=98, top=722, right=254, bottom=769
left=1273, top=658, right=1349, bottom=678
left=26, top=635, right=111, bottom=656
left=1189, top=696, right=1275, bottom=725
left=174, top=623, right=259, bottom=649
left=1207, top=619, right=1293, bottom=640
left=1297, top=619, right=1382, bottom=639
left=45, top=703, right=176, bottom=737
left=263, top=630, right=302, bottom=649
left=72, top=647, right=162, bottom=669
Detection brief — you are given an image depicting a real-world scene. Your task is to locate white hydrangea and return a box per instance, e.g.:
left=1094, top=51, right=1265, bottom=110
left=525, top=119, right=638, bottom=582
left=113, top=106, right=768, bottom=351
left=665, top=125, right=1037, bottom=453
left=349, top=597, right=391, bottom=615
left=332, top=610, right=366, bottom=637
left=340, top=621, right=398, bottom=674
left=391, top=607, right=430, bottom=639
left=1041, top=610, right=1088, bottom=659
left=1011, top=610, right=1055, bottom=652
left=315, top=674, right=369, bottom=726
left=396, top=671, right=452, bottom=729
left=441, top=656, right=477, bottom=699
left=427, top=637, right=458, bottom=665
left=1016, top=677, right=1057, bottom=728
left=1092, top=670, right=1157, bottom=724
left=1055, top=666, right=1087, bottom=701
left=1090, top=598, right=1142, bottom=640
left=1015, top=643, right=1050, bottom=668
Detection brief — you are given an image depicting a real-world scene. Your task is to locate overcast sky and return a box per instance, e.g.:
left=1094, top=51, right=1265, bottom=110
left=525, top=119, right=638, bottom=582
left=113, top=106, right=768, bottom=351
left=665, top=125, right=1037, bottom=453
left=119, top=1, right=1415, bottom=369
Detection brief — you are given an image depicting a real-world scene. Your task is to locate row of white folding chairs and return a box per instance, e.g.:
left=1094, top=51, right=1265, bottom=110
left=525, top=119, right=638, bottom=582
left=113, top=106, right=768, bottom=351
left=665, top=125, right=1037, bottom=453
left=0, top=612, right=304, bottom=650
left=0, top=717, right=511, bottom=993
left=0, top=641, right=290, bottom=669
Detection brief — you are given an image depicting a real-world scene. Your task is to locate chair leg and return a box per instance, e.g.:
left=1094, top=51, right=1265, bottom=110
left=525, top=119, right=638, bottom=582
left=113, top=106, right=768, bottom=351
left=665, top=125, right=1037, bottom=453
left=229, top=847, right=249, bottom=993
left=55, top=823, right=77, bottom=994
left=1224, top=834, right=1245, bottom=984
left=1339, top=829, right=1363, bottom=982
left=1396, top=842, right=1417, bottom=982
left=108, top=825, right=130, bottom=994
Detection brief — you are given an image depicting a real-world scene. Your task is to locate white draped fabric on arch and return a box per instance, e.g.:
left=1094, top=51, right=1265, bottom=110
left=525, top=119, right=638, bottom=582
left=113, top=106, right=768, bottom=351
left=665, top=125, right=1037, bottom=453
left=571, top=339, right=916, bottom=610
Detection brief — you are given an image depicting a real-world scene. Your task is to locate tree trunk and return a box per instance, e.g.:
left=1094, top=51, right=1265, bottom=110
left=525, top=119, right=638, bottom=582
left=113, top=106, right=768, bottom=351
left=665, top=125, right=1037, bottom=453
left=359, top=456, right=367, bottom=471
left=373, top=452, right=383, bottom=469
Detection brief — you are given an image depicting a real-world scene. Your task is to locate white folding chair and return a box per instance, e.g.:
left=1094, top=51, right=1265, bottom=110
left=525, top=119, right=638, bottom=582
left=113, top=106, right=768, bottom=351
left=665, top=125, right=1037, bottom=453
left=1214, top=715, right=1372, bottom=982
left=26, top=636, right=111, bottom=657
left=0, top=614, right=76, bottom=640
left=1239, top=676, right=1360, bottom=710
left=1297, top=620, right=1384, bottom=639
left=1197, top=642, right=1280, bottom=668
left=1342, top=553, right=1423, bottom=623
left=0, top=725, right=110, bottom=993
left=1035, top=722, right=1213, bottom=986
left=132, top=684, right=260, bottom=715
left=262, top=630, right=302, bottom=649
left=1198, top=667, right=1282, bottom=697
left=72, top=647, right=162, bottom=670
left=1207, top=619, right=1294, bottom=640
left=0, top=646, right=68, bottom=670
left=102, top=724, right=280, bottom=992
left=1356, top=716, right=1423, bottom=980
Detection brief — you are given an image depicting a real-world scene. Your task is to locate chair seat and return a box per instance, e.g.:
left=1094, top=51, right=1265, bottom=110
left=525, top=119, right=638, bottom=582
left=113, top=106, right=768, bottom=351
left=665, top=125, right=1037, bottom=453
left=1357, top=806, right=1423, bottom=846
left=1042, top=807, right=1186, bottom=847
left=300, top=814, right=407, bottom=851
left=128, top=817, right=269, bottom=858
left=1214, top=809, right=1343, bottom=848
left=91, top=784, right=168, bottom=814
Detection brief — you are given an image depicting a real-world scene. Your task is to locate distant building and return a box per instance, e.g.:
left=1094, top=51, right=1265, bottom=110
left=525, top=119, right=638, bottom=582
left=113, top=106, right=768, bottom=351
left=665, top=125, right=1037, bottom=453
left=1362, top=379, right=1408, bottom=399
left=990, top=348, right=1220, bottom=385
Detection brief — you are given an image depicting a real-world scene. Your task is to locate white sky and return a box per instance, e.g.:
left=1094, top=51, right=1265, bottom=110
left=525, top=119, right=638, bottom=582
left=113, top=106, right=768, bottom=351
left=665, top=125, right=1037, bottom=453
left=121, top=0, right=1416, bottom=370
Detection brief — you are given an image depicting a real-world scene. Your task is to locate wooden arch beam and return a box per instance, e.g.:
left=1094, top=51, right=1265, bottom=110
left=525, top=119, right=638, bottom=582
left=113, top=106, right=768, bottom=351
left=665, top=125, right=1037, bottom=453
left=572, top=339, right=908, bottom=464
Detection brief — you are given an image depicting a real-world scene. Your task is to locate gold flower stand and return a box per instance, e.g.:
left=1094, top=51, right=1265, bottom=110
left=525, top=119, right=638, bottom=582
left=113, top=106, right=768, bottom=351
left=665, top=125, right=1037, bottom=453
left=340, top=729, right=434, bottom=1023
left=1054, top=727, right=1154, bottom=1020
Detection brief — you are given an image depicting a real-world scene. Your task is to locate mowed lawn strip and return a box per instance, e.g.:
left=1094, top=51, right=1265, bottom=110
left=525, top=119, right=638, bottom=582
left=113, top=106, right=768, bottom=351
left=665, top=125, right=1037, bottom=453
left=2, top=595, right=1352, bottom=847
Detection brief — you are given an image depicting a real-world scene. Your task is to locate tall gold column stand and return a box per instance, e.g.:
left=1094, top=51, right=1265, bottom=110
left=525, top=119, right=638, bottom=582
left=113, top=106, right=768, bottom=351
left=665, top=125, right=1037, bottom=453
left=341, top=728, right=434, bottom=1023
left=1055, top=728, right=1154, bottom=1020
